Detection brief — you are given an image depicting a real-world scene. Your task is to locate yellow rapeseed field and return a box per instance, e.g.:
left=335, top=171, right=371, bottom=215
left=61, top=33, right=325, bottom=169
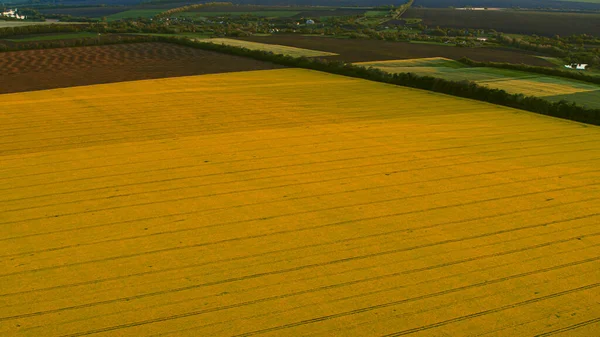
left=201, top=38, right=338, bottom=57
left=1, top=68, right=600, bottom=336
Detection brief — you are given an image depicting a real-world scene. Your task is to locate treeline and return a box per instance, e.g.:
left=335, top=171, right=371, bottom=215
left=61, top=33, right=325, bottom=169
left=94, top=20, right=178, bottom=34
left=0, top=24, right=88, bottom=38
left=458, top=57, right=600, bottom=85
left=494, top=33, right=565, bottom=57
left=0, top=34, right=153, bottom=52
left=393, top=0, right=414, bottom=19
left=156, top=36, right=599, bottom=126
left=0, top=21, right=180, bottom=38
left=154, top=2, right=233, bottom=19
left=493, top=33, right=600, bottom=67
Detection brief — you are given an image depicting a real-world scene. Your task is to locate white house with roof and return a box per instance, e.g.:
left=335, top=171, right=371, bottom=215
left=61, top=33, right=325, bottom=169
left=1, top=8, right=26, bottom=20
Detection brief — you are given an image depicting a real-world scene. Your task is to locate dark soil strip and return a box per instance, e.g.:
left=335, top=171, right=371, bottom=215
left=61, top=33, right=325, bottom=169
left=237, top=34, right=554, bottom=66
left=404, top=8, right=600, bottom=37
left=0, top=42, right=283, bottom=95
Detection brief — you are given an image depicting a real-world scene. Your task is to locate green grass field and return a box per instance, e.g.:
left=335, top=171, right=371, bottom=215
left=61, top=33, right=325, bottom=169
left=364, top=10, right=389, bottom=16
left=403, top=18, right=422, bottom=24
left=358, top=58, right=600, bottom=108
left=5, top=32, right=100, bottom=42
left=106, top=10, right=164, bottom=21
left=546, top=90, right=600, bottom=109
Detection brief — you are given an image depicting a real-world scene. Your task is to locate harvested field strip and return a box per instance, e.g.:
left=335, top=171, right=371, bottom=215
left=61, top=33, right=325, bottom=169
left=1, top=68, right=600, bottom=336
left=356, top=57, right=465, bottom=68
left=478, top=78, right=598, bottom=97
left=202, top=38, right=337, bottom=57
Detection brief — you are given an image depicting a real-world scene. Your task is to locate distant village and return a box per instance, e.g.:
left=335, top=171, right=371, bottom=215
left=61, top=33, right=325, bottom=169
left=1, top=8, right=27, bottom=20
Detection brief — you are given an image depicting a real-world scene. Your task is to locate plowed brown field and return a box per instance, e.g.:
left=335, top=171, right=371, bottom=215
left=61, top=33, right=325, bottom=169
left=1, top=69, right=600, bottom=336
left=0, top=42, right=282, bottom=94
left=236, top=35, right=554, bottom=66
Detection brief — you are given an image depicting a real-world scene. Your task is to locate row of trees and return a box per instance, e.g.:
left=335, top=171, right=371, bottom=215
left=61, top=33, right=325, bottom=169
left=494, top=33, right=566, bottom=57
left=154, top=2, right=233, bottom=19
left=155, top=36, right=600, bottom=126
left=0, top=20, right=183, bottom=39
left=493, top=33, right=600, bottom=67
left=0, top=23, right=87, bottom=38
left=0, top=34, right=153, bottom=52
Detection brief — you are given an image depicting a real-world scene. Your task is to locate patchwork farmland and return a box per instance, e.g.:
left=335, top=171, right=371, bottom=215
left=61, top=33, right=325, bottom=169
left=1, top=68, right=600, bottom=336
left=359, top=58, right=600, bottom=109
left=0, top=42, right=282, bottom=94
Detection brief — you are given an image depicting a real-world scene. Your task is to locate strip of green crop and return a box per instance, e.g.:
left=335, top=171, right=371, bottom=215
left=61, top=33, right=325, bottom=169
left=458, top=57, right=600, bottom=86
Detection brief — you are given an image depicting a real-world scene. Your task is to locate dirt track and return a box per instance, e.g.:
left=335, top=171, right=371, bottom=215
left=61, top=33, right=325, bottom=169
left=237, top=35, right=554, bottom=66
left=0, top=42, right=282, bottom=94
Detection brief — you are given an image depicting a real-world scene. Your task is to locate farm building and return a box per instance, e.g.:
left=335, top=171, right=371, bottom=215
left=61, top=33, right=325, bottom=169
left=1, top=8, right=26, bottom=19
left=564, top=64, right=588, bottom=70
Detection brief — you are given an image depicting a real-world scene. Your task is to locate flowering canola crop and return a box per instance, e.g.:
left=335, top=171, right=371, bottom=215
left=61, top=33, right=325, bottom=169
left=1, top=68, right=600, bottom=336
